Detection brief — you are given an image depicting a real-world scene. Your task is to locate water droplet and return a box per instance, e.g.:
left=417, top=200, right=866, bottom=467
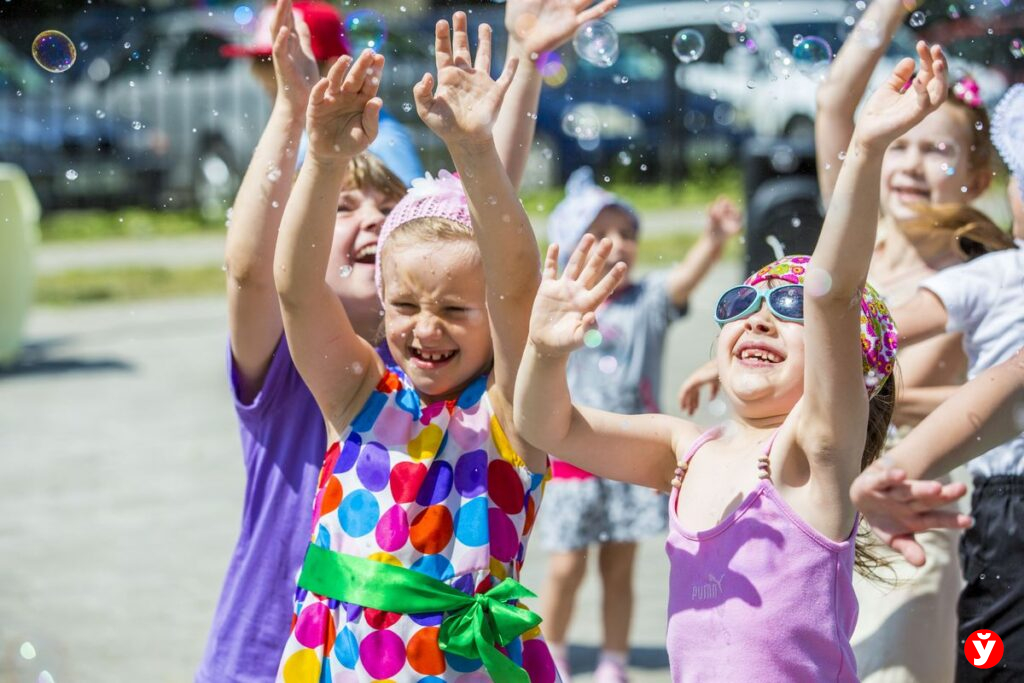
left=65, top=169, right=78, bottom=181
left=266, top=165, right=282, bottom=182
left=32, top=30, right=77, bottom=73
left=20, top=642, right=36, bottom=660
left=339, top=265, right=353, bottom=278
left=583, top=328, right=603, bottom=348
left=975, top=120, right=984, bottom=130
left=717, top=3, right=747, bottom=34
left=672, top=29, right=706, bottom=63
left=909, top=10, right=927, bottom=27
left=838, top=150, right=847, bottom=161
left=573, top=20, right=619, bottom=67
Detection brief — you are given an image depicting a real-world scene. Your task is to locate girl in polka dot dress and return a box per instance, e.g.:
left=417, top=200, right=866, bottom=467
left=272, top=14, right=558, bottom=683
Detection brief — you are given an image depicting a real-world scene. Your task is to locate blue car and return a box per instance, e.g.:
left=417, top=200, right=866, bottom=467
left=0, top=37, right=170, bottom=210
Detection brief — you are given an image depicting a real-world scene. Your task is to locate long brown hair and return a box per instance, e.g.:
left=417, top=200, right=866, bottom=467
left=855, top=369, right=899, bottom=581
left=899, top=203, right=1016, bottom=261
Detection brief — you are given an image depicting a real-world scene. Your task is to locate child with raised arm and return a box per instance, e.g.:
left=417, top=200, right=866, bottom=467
left=272, top=13, right=565, bottom=682
left=539, top=171, right=739, bottom=682
left=207, top=0, right=615, bottom=679
left=515, top=43, right=951, bottom=680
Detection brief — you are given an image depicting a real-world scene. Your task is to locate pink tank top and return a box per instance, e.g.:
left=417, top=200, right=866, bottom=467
left=665, top=428, right=860, bottom=682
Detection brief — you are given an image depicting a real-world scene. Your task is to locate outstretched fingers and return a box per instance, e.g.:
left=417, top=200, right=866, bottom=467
left=361, top=97, right=383, bottom=142
left=413, top=72, right=435, bottom=122
left=578, top=238, right=613, bottom=287
left=451, top=12, right=472, bottom=67
left=494, top=56, right=519, bottom=98
left=434, top=20, right=453, bottom=71
left=575, top=0, right=619, bottom=25
left=542, top=244, right=560, bottom=281
left=475, top=23, right=492, bottom=74
left=271, top=0, right=296, bottom=36
left=588, top=262, right=628, bottom=307
left=562, top=234, right=596, bottom=281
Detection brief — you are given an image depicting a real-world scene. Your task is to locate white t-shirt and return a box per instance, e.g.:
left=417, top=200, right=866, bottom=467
left=921, top=246, right=1024, bottom=476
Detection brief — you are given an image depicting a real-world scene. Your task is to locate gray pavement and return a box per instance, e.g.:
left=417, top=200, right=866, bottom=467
left=0, top=247, right=741, bottom=682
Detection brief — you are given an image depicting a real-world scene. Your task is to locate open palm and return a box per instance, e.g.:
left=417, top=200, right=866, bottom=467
left=506, top=0, right=619, bottom=56
left=270, top=0, right=320, bottom=114
left=530, top=236, right=626, bottom=355
left=306, top=49, right=384, bottom=162
left=856, top=42, right=948, bottom=149
left=414, top=13, right=517, bottom=146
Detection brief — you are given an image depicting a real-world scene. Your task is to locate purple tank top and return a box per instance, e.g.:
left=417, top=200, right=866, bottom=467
left=665, top=428, right=860, bottom=682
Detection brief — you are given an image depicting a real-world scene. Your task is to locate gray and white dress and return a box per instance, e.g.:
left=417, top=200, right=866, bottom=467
left=538, top=270, right=685, bottom=550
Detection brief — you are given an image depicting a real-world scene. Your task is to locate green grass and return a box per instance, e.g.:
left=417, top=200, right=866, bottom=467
left=35, top=266, right=225, bottom=306
left=40, top=209, right=218, bottom=243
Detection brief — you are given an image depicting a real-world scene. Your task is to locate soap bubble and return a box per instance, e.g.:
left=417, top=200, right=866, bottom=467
left=767, top=48, right=795, bottom=79
left=561, top=109, right=601, bottom=141
left=573, top=20, right=619, bottom=67
left=931, top=140, right=960, bottom=175
left=339, top=265, right=353, bottom=278
left=852, top=18, right=883, bottom=49
left=20, top=642, right=36, bottom=660
left=38, top=671, right=55, bottom=683
left=909, top=10, right=927, bottom=27
left=1011, top=39, right=1023, bottom=60
left=65, top=169, right=78, bottom=181
left=792, top=33, right=804, bottom=47
left=598, top=355, right=618, bottom=373
left=233, top=5, right=254, bottom=25
left=672, top=29, right=706, bottom=63
left=583, top=329, right=603, bottom=348
left=792, top=36, right=833, bottom=77
left=537, top=52, right=569, bottom=88
left=804, top=267, right=833, bottom=297
left=343, top=9, right=388, bottom=53
left=716, top=3, right=746, bottom=34
left=947, top=3, right=961, bottom=19
left=32, top=30, right=76, bottom=73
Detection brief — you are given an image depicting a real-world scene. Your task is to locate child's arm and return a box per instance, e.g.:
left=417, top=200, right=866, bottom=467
left=665, top=197, right=741, bottom=309
left=850, top=348, right=1024, bottom=564
left=678, top=359, right=719, bottom=416
left=798, top=44, right=948, bottom=483
left=514, top=237, right=700, bottom=490
left=414, top=14, right=553, bottom=470
left=493, top=0, right=617, bottom=188
left=892, top=288, right=951, bottom=346
left=815, top=0, right=909, bottom=206
left=274, top=50, right=386, bottom=426
left=225, top=0, right=320, bottom=402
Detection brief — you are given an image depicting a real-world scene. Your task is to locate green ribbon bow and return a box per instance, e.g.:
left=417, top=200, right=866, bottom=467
left=299, top=544, right=542, bottom=683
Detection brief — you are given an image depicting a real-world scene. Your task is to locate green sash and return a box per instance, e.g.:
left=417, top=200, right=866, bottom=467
left=299, top=544, right=542, bottom=683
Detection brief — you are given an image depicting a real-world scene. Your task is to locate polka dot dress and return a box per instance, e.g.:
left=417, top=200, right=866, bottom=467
left=276, top=366, right=558, bottom=683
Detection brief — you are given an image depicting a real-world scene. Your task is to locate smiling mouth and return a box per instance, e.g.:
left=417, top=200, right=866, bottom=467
left=891, top=186, right=930, bottom=202
left=737, top=348, right=783, bottom=365
left=351, top=243, right=377, bottom=265
left=410, top=347, right=458, bottom=368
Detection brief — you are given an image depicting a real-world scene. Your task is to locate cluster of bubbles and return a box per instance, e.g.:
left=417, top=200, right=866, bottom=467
left=343, top=9, right=388, bottom=54
left=19, top=641, right=55, bottom=683
left=32, top=30, right=76, bottom=73
left=716, top=3, right=747, bottom=34
left=560, top=109, right=602, bottom=149
left=934, top=140, right=960, bottom=176
left=573, top=20, right=619, bottom=68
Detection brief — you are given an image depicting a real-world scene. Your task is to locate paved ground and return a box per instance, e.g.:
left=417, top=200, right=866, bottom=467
left=0, top=233, right=741, bottom=683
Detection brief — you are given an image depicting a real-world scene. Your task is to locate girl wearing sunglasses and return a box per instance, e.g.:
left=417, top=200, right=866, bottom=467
left=514, top=44, right=970, bottom=679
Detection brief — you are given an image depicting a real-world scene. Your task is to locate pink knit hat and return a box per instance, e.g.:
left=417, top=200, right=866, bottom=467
left=374, top=170, right=473, bottom=301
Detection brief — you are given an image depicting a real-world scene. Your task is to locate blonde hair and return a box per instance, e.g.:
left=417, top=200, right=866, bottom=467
left=341, top=153, right=407, bottom=204
left=899, top=203, right=1015, bottom=261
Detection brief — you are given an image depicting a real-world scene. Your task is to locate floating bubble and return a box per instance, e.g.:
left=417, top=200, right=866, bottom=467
left=266, top=165, right=282, bottom=182
left=909, top=10, right=927, bottom=27
left=537, top=52, right=570, bottom=87
left=947, top=3, right=961, bottom=18
left=343, top=9, right=388, bottom=53
left=975, top=120, right=985, bottom=131
left=708, top=398, right=728, bottom=417
left=804, top=267, right=833, bottom=297
left=931, top=140, right=960, bottom=175
left=1011, top=38, right=1023, bottom=60
left=38, top=673, right=55, bottom=683
left=767, top=48, right=795, bottom=79
left=401, top=102, right=412, bottom=113
left=716, top=3, right=746, bottom=34
left=20, top=642, right=36, bottom=659
left=573, top=20, right=619, bottom=67
left=32, top=30, right=76, bottom=73
left=792, top=33, right=804, bottom=47
left=853, top=18, right=882, bottom=48
left=234, top=5, right=254, bottom=26
left=791, top=216, right=802, bottom=228
left=598, top=355, right=618, bottom=373
left=65, top=169, right=78, bottom=181
left=339, top=265, right=353, bottom=278
left=792, top=36, right=833, bottom=77
left=672, top=29, right=706, bottom=63
left=617, top=151, right=632, bottom=166
left=583, top=328, right=603, bottom=348
left=941, top=162, right=956, bottom=176
left=560, top=109, right=601, bottom=141
left=131, top=120, right=143, bottom=130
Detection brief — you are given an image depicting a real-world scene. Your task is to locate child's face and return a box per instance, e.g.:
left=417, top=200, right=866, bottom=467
left=880, top=103, right=987, bottom=221
left=715, top=283, right=805, bottom=420
left=326, top=185, right=400, bottom=319
left=585, top=206, right=637, bottom=287
left=381, top=240, right=493, bottom=401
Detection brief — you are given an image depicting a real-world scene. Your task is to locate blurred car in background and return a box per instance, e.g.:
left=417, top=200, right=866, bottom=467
left=0, top=36, right=169, bottom=211
left=68, top=9, right=269, bottom=218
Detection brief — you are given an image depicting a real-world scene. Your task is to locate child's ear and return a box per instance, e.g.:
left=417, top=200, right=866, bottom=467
left=965, top=166, right=993, bottom=199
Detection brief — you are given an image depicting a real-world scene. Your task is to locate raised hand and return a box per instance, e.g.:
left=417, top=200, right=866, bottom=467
left=270, top=0, right=320, bottom=115
left=506, top=0, right=619, bottom=57
left=306, top=49, right=384, bottom=162
left=705, top=196, right=743, bottom=243
left=529, top=235, right=626, bottom=356
left=413, top=12, right=518, bottom=147
left=678, top=359, right=720, bottom=415
left=854, top=41, right=948, bottom=151
left=850, top=462, right=972, bottom=567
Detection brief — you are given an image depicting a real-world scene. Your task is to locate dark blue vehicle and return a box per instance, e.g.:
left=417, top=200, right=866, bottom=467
left=0, top=37, right=170, bottom=210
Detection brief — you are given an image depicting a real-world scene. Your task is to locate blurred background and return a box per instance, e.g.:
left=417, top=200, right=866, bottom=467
left=1, top=0, right=1021, bottom=681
